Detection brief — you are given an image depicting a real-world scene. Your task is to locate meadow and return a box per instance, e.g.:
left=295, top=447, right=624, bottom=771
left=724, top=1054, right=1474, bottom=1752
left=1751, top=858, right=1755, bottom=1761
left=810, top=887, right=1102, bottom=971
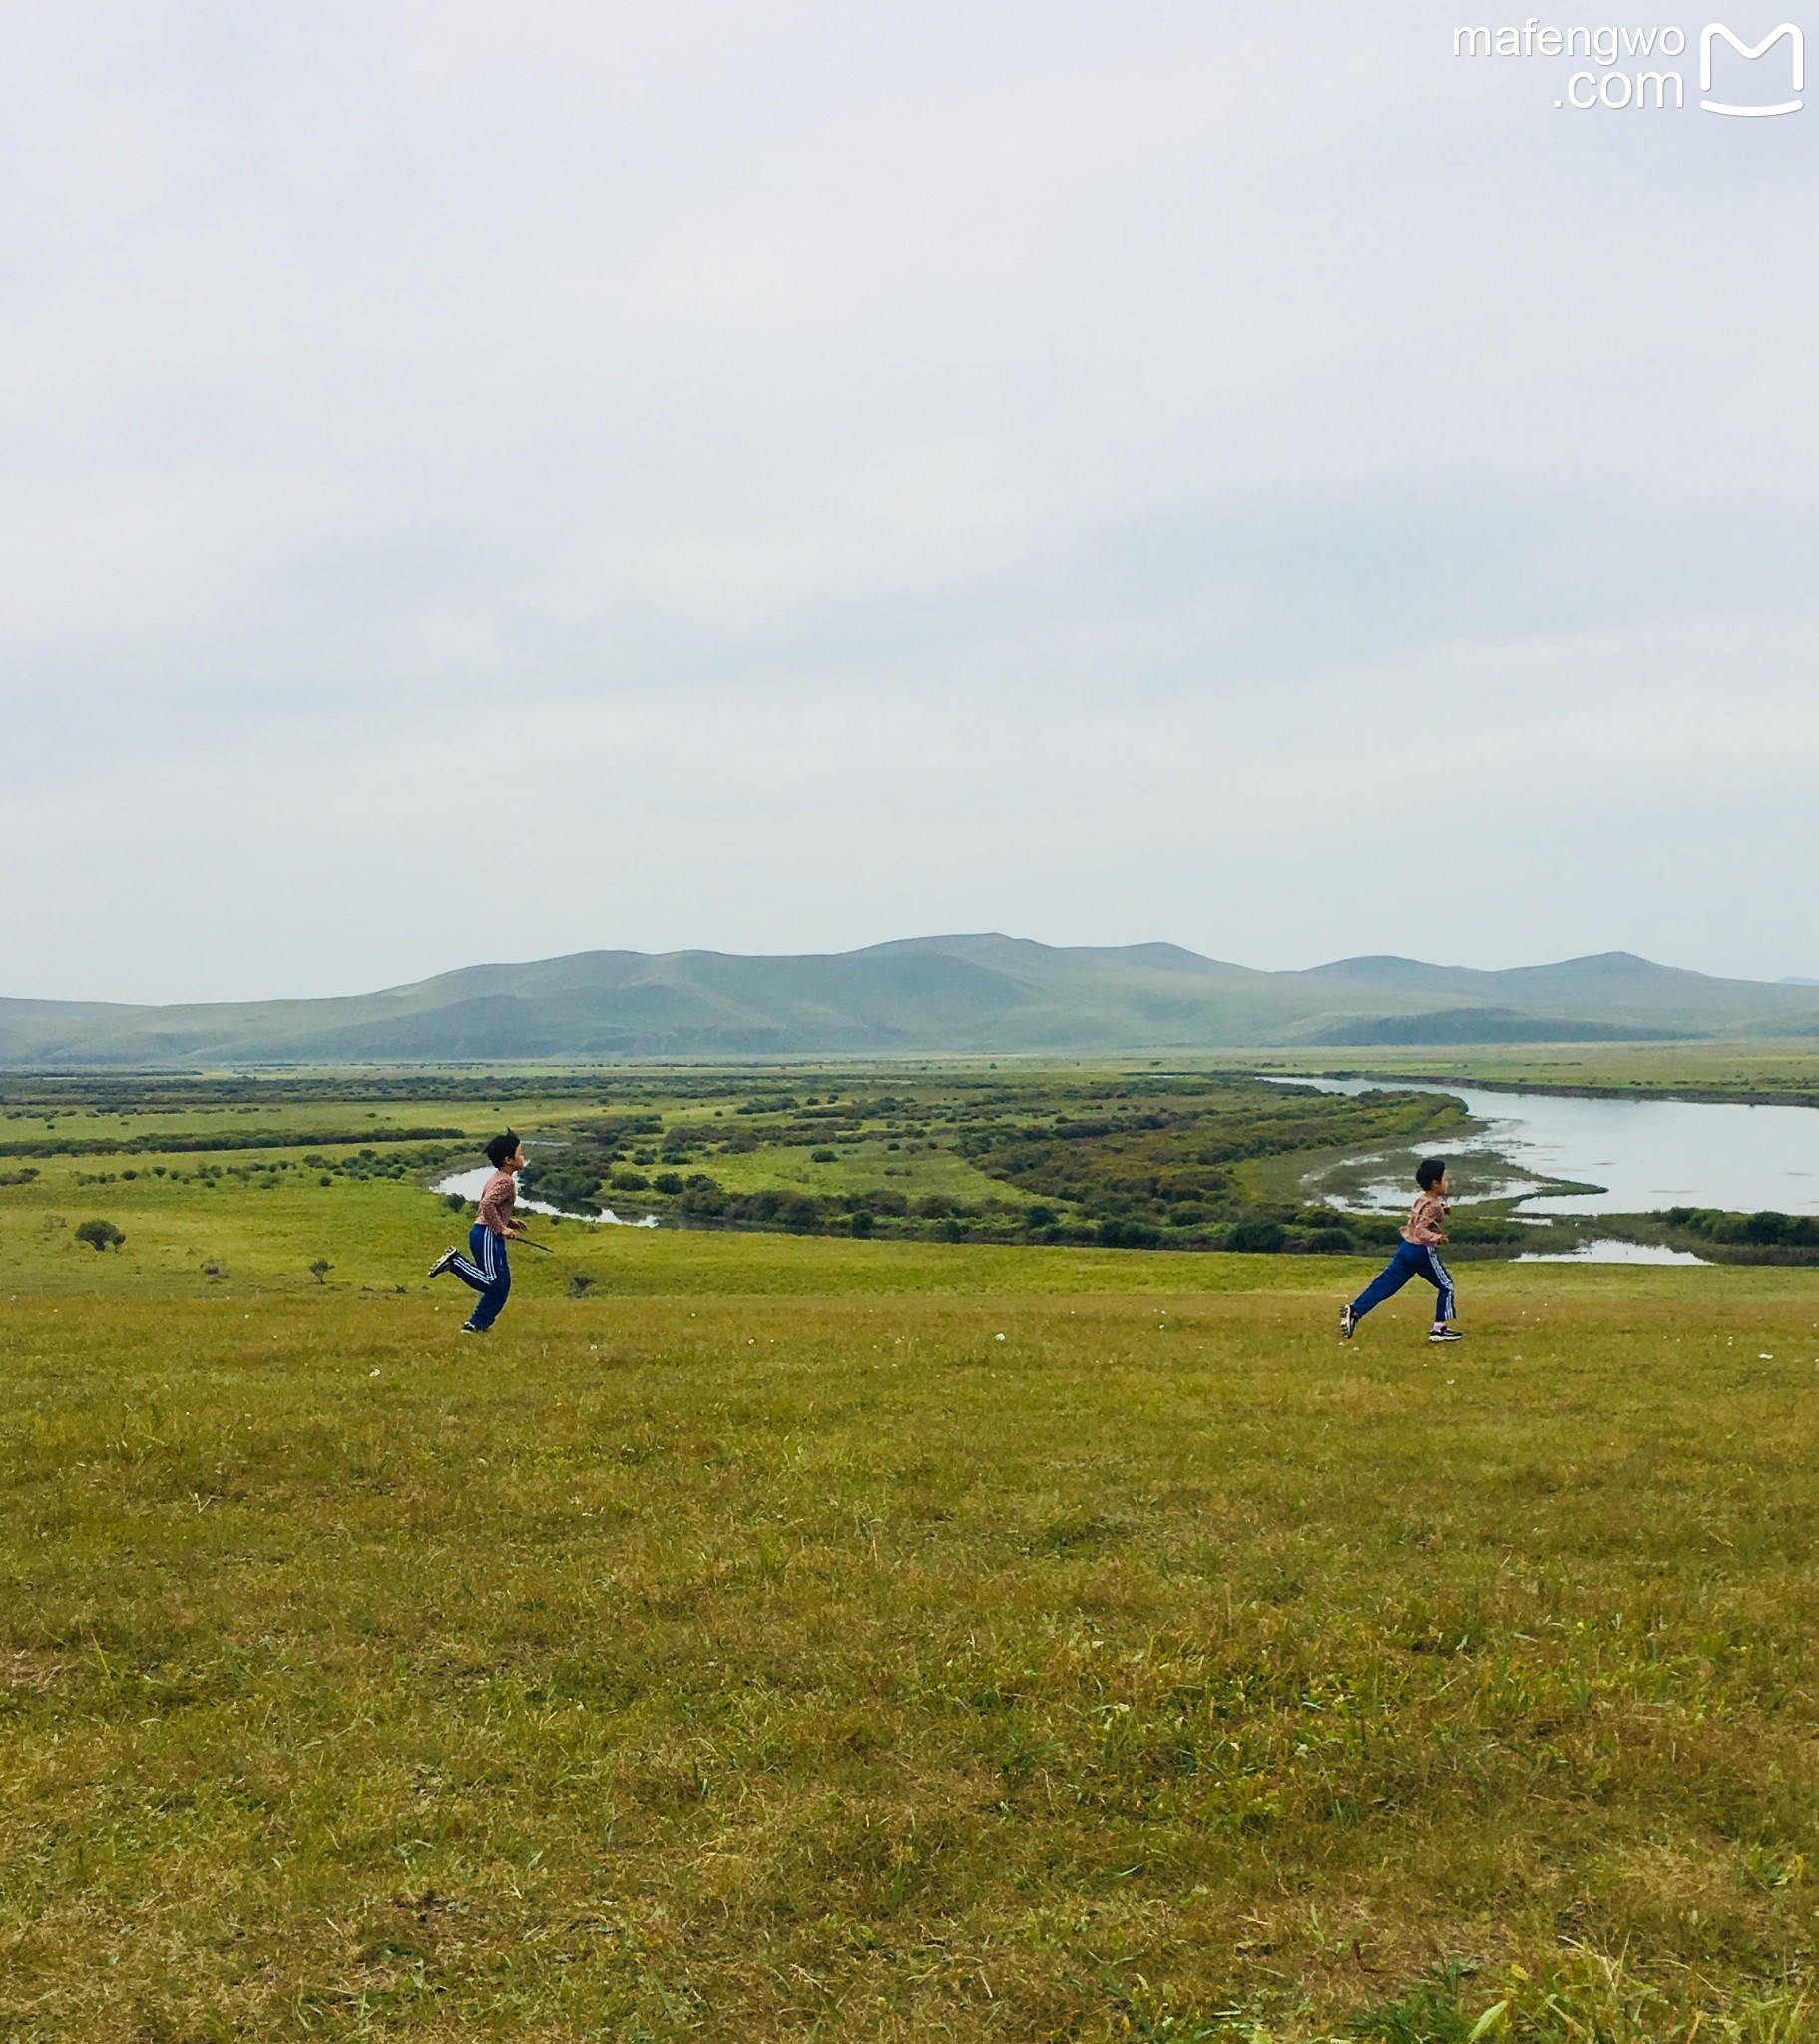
left=0, top=1066, right=1472, bottom=1266
left=1246, top=1043, right=1819, bottom=1107
left=5, top=1071, right=1819, bottom=2039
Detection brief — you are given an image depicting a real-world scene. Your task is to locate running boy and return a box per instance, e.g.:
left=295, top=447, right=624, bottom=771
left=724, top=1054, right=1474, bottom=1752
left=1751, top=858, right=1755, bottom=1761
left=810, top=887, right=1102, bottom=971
left=1339, top=1158, right=1461, bottom=1344
left=430, top=1130, right=530, bottom=1334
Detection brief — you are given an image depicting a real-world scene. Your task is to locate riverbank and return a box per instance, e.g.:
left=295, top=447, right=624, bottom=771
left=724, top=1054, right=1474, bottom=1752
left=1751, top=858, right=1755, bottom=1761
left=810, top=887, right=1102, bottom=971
left=1247, top=1040, right=1819, bottom=1106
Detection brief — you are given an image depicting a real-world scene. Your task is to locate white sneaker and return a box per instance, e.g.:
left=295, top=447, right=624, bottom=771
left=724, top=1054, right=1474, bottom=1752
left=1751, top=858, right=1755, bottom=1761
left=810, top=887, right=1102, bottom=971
left=428, top=1246, right=460, bottom=1278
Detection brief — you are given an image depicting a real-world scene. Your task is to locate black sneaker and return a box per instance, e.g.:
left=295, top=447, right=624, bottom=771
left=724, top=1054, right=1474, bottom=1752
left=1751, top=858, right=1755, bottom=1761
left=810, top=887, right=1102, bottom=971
left=458, top=1322, right=487, bottom=1336
left=1429, top=1326, right=1463, bottom=1344
left=1339, top=1304, right=1357, bottom=1340
left=428, top=1246, right=460, bottom=1278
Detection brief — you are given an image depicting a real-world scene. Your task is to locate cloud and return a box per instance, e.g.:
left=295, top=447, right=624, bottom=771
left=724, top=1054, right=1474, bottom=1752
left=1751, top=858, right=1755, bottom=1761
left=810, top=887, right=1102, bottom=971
left=3, top=2, right=1816, bottom=998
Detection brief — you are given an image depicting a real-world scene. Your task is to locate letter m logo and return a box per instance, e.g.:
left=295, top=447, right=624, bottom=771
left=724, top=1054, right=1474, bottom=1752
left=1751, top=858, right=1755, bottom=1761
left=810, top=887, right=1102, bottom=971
left=1700, top=22, right=1804, bottom=115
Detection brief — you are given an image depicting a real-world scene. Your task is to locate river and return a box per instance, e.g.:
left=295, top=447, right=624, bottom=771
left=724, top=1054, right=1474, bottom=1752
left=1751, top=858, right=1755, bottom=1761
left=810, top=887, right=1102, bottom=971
left=433, top=1164, right=660, bottom=1228
left=1280, top=1075, right=1819, bottom=1218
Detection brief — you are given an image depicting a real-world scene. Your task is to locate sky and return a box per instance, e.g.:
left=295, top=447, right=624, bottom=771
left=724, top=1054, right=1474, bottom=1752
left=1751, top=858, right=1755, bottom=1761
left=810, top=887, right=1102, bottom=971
left=5, top=1, right=1817, bottom=1003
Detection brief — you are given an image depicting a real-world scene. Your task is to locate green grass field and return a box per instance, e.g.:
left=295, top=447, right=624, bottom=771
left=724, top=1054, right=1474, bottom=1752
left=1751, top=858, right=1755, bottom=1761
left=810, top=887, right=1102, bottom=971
left=7, top=1104, right=1819, bottom=2039
left=1247, top=1043, right=1819, bottom=1104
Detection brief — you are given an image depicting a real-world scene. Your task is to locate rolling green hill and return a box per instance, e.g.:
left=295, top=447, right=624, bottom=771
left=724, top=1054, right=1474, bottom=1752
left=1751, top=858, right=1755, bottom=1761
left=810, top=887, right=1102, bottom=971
left=6, top=935, right=1819, bottom=1066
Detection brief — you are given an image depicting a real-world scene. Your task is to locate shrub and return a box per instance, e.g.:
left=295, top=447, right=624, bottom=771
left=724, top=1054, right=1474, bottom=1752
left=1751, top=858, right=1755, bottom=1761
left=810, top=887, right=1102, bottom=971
left=1226, top=1219, right=1286, bottom=1254
left=811, top=1148, right=837, bottom=1163
left=1668, top=1208, right=1819, bottom=1250
left=1097, top=1217, right=1162, bottom=1250
left=652, top=1173, right=684, bottom=1196
left=74, top=1219, right=125, bottom=1253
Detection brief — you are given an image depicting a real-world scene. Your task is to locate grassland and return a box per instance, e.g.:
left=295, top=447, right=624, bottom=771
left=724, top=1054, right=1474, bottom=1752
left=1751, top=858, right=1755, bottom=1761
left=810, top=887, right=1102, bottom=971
left=6, top=1076, right=1819, bottom=2039
left=1247, top=1042, right=1819, bottom=1105
left=2, top=1066, right=1472, bottom=1261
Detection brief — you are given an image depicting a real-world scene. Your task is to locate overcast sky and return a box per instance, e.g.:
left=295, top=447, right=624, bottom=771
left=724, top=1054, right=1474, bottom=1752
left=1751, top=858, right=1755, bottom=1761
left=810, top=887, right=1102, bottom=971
left=5, top=2, right=1816, bottom=1002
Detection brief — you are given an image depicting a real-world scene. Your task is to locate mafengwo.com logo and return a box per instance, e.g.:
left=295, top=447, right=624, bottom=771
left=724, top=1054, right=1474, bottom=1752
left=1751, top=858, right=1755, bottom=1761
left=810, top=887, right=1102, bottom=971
left=1453, top=20, right=1804, bottom=113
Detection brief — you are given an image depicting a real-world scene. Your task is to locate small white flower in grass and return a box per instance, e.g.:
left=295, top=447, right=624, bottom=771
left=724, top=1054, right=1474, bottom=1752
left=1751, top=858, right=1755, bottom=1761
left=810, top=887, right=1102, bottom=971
left=1761, top=1353, right=1775, bottom=1360
left=995, top=1333, right=1006, bottom=1342
left=370, top=1368, right=380, bottom=1377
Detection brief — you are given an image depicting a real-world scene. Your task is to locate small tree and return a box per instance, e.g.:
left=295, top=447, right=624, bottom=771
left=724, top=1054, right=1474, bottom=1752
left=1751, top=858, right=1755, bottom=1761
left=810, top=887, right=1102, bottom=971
left=74, top=1219, right=125, bottom=1254
left=308, top=1259, right=332, bottom=1284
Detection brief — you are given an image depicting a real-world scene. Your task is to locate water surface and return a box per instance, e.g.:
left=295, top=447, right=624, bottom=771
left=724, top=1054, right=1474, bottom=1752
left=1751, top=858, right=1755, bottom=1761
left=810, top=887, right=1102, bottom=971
left=1516, top=1238, right=1707, bottom=1265
left=434, top=1165, right=659, bottom=1228
left=1279, top=1076, right=1819, bottom=1217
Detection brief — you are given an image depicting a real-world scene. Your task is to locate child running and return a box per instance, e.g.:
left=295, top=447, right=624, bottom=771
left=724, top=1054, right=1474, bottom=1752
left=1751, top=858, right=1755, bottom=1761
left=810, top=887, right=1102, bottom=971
left=1339, top=1157, right=1462, bottom=1345
left=429, top=1130, right=530, bottom=1335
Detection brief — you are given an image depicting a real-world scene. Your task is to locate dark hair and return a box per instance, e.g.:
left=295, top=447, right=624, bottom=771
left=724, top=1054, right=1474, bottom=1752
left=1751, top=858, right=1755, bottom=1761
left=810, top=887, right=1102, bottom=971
left=1416, top=1157, right=1446, bottom=1191
left=485, top=1130, right=521, bottom=1170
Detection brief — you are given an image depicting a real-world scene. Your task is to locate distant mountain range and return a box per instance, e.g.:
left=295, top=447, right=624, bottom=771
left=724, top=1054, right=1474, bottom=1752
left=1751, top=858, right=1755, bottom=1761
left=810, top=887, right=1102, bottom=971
left=6, top=936, right=1819, bottom=1068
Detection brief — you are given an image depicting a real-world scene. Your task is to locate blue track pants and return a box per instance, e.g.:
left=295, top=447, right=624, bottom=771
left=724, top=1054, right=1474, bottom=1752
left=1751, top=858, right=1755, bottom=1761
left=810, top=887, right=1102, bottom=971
left=448, top=1223, right=511, bottom=1330
left=1351, top=1239, right=1455, bottom=1324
